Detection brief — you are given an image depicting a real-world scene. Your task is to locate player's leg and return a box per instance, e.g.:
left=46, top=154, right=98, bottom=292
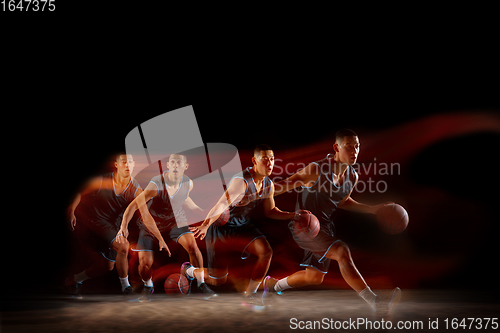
left=243, top=236, right=273, bottom=295
left=178, top=233, right=203, bottom=268
left=178, top=232, right=217, bottom=298
left=324, top=240, right=367, bottom=293
left=325, top=240, right=401, bottom=314
left=112, top=238, right=133, bottom=293
left=138, top=251, right=154, bottom=286
left=263, top=266, right=325, bottom=301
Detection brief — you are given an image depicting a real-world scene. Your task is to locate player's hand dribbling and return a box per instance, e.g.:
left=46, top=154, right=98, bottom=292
left=371, top=202, right=394, bottom=214
left=68, top=212, right=77, bottom=231
left=115, top=228, right=129, bottom=243
left=158, top=239, right=171, bottom=256
left=189, top=222, right=209, bottom=240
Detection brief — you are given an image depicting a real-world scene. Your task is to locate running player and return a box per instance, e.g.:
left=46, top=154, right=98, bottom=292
left=263, top=130, right=401, bottom=315
left=189, top=144, right=296, bottom=306
left=66, top=154, right=143, bottom=298
left=116, top=154, right=216, bottom=299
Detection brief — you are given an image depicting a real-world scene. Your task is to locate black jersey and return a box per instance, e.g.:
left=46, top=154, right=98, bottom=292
left=146, top=172, right=191, bottom=230
left=226, top=167, right=272, bottom=227
left=296, top=154, right=358, bottom=224
left=77, top=172, right=141, bottom=227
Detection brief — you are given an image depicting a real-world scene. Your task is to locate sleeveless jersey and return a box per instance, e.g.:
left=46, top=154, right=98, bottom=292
left=78, top=172, right=141, bottom=227
left=296, top=154, right=358, bottom=224
left=146, top=172, right=191, bottom=229
left=226, top=167, right=272, bottom=227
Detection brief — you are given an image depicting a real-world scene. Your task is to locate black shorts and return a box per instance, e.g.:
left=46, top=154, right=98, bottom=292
left=205, top=222, right=265, bottom=280
left=133, top=223, right=192, bottom=252
left=289, top=219, right=340, bottom=274
left=75, top=217, right=119, bottom=262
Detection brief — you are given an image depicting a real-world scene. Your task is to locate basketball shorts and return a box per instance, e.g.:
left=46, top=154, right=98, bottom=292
left=205, top=222, right=265, bottom=279
left=288, top=219, right=340, bottom=274
left=76, top=217, right=119, bottom=262
left=133, top=220, right=192, bottom=252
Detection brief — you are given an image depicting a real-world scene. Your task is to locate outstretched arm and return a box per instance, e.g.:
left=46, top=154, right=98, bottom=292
left=183, top=180, right=205, bottom=218
left=189, top=178, right=247, bottom=240
left=337, top=178, right=393, bottom=214
left=66, top=176, right=102, bottom=230
left=263, top=183, right=296, bottom=220
left=274, top=163, right=320, bottom=196
left=117, top=183, right=170, bottom=255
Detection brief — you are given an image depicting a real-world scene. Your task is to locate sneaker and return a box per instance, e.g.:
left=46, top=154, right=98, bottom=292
left=262, top=276, right=282, bottom=306
left=198, top=282, right=217, bottom=299
left=242, top=291, right=265, bottom=311
left=142, top=286, right=154, bottom=302
left=65, top=276, right=83, bottom=299
left=122, top=285, right=135, bottom=295
left=374, top=287, right=401, bottom=316
left=263, top=276, right=281, bottom=295
left=180, top=262, right=194, bottom=295
left=70, top=282, right=83, bottom=299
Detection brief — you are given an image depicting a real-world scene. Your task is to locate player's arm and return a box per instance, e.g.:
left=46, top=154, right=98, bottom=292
left=189, top=178, right=247, bottom=240
left=66, top=176, right=102, bottom=230
left=273, top=163, right=320, bottom=196
left=183, top=180, right=205, bottom=216
left=117, top=183, right=170, bottom=254
left=263, top=183, right=296, bottom=220
left=337, top=177, right=392, bottom=214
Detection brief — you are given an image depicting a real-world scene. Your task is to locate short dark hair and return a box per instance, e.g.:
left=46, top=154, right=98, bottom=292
left=169, top=154, right=187, bottom=162
left=254, top=144, right=273, bottom=156
left=115, top=153, right=132, bottom=162
left=335, top=129, right=358, bottom=143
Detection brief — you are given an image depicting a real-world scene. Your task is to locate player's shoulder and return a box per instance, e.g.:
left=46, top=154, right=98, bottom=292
left=349, top=165, right=359, bottom=178
left=149, top=173, right=163, bottom=184
left=130, top=176, right=141, bottom=189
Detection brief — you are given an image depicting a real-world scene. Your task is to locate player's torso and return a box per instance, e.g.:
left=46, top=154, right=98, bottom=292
left=148, top=173, right=191, bottom=227
left=79, top=172, right=140, bottom=225
left=227, top=167, right=272, bottom=227
left=297, top=154, right=357, bottom=223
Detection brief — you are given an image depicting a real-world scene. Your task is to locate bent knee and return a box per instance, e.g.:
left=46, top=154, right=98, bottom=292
left=139, top=256, right=154, bottom=269
left=260, top=246, right=273, bottom=260
left=329, top=241, right=352, bottom=262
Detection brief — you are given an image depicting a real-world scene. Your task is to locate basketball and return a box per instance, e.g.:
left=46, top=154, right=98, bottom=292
left=376, top=203, right=409, bottom=235
left=164, top=273, right=190, bottom=295
left=213, top=208, right=230, bottom=227
left=291, top=210, right=320, bottom=240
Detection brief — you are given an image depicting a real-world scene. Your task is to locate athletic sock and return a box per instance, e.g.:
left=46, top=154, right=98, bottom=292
left=274, top=277, right=292, bottom=292
left=194, top=269, right=205, bottom=287
left=246, top=279, right=262, bottom=294
left=73, top=270, right=89, bottom=284
left=359, top=287, right=377, bottom=311
left=185, top=266, right=196, bottom=279
left=119, top=276, right=131, bottom=291
left=142, top=278, right=153, bottom=287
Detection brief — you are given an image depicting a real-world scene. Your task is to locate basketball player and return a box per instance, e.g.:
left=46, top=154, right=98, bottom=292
left=189, top=144, right=296, bottom=306
left=263, top=130, right=401, bottom=315
left=116, top=154, right=216, bottom=299
left=66, top=154, right=143, bottom=298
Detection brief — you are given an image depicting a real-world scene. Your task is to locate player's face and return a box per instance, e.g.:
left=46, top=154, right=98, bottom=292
left=115, top=155, right=135, bottom=177
left=335, top=136, right=360, bottom=165
left=167, top=155, right=188, bottom=180
left=253, top=150, right=275, bottom=176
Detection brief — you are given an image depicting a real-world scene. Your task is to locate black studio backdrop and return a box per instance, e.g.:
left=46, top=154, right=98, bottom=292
left=17, top=76, right=500, bottom=295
